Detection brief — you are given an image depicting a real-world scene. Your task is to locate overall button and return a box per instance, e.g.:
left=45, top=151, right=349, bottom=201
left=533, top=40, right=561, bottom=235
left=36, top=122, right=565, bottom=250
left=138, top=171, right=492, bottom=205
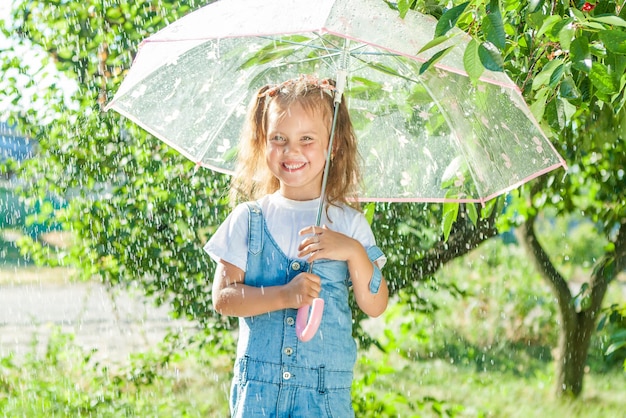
left=282, top=371, right=292, bottom=380
left=286, top=317, right=295, bottom=326
left=291, top=261, right=301, bottom=271
left=284, top=347, right=293, bottom=356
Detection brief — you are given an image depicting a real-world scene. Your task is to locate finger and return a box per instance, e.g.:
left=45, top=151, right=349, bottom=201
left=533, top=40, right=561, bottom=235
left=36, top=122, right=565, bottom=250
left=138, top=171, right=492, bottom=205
left=304, top=272, right=321, bottom=284
left=299, top=225, right=325, bottom=237
left=299, top=245, right=319, bottom=260
left=297, top=241, right=314, bottom=254
left=306, top=249, right=321, bottom=263
left=298, top=231, right=318, bottom=249
left=299, top=225, right=315, bottom=236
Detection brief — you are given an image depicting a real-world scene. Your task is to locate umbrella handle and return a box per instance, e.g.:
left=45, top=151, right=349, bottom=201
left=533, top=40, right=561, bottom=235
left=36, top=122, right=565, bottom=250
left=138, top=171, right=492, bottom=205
left=296, top=298, right=324, bottom=342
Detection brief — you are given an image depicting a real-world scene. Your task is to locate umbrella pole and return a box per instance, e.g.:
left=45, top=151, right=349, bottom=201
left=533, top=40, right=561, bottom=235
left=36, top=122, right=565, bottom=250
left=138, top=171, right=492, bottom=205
left=297, top=99, right=339, bottom=342
left=297, top=45, right=349, bottom=342
left=314, top=100, right=341, bottom=228
left=314, top=42, right=349, bottom=228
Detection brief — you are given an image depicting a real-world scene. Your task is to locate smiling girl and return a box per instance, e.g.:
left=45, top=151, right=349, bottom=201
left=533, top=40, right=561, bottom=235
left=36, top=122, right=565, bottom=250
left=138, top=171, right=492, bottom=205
left=204, top=75, right=389, bottom=417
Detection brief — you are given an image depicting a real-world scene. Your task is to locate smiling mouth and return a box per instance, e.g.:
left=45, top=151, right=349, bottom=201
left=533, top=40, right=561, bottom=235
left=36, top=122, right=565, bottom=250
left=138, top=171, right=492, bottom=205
left=283, top=162, right=307, bottom=171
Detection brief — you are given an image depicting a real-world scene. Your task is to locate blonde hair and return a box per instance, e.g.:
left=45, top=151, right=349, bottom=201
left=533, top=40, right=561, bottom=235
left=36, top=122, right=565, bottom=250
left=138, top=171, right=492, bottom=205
left=230, top=76, right=361, bottom=210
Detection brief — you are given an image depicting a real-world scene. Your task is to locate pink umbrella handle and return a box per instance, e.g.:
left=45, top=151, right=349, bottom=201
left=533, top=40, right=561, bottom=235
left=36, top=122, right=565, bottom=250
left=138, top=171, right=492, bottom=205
left=296, top=298, right=324, bottom=342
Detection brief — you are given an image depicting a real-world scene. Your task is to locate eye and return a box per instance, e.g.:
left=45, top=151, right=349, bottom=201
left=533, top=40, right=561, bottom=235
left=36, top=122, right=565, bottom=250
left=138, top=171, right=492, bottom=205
left=269, top=135, right=286, bottom=143
left=301, top=136, right=314, bottom=143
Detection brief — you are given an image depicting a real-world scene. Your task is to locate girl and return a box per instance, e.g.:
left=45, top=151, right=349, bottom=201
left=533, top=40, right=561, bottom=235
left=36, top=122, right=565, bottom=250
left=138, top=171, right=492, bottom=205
left=205, top=75, right=389, bottom=417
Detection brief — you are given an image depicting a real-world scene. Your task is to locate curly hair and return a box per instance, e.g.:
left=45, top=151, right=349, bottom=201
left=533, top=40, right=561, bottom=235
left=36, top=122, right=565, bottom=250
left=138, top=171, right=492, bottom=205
left=229, top=76, right=361, bottom=211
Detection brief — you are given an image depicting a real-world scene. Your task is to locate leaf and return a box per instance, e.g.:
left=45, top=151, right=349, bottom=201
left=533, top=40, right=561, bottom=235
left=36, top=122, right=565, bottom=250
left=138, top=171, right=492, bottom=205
left=580, top=21, right=609, bottom=30
left=590, top=15, right=626, bottom=27
left=239, top=35, right=310, bottom=69
left=557, top=20, right=575, bottom=51
left=466, top=202, right=478, bottom=226
left=481, top=198, right=497, bottom=219
left=463, top=39, right=485, bottom=82
left=559, top=76, right=581, bottom=100
left=419, top=46, right=454, bottom=75
left=365, top=61, right=404, bottom=78
left=550, top=17, right=574, bottom=39
left=483, top=2, right=506, bottom=50
left=418, top=34, right=454, bottom=54
left=605, top=341, right=626, bottom=356
left=570, top=7, right=586, bottom=22
left=549, top=63, right=565, bottom=88
left=363, top=202, right=375, bottom=225
left=530, top=87, right=549, bottom=120
left=477, top=41, right=504, bottom=72
left=397, top=0, right=410, bottom=18
left=599, top=30, right=626, bottom=55
left=570, top=37, right=592, bottom=73
left=442, top=202, right=459, bottom=242
left=483, top=16, right=506, bottom=50
left=536, top=15, right=562, bottom=39
left=435, top=2, right=469, bottom=38
left=556, top=97, right=577, bottom=126
left=589, top=62, right=618, bottom=94
left=528, top=0, right=544, bottom=13
left=532, top=59, right=563, bottom=90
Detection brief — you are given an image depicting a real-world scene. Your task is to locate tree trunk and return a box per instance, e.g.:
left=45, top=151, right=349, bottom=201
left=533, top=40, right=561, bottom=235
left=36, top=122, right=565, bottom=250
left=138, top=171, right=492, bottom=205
left=556, top=297, right=600, bottom=397
left=518, top=215, right=624, bottom=398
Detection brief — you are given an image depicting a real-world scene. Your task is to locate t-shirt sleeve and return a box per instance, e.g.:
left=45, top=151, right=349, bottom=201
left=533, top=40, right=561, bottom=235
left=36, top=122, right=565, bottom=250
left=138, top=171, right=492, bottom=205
left=351, top=212, right=387, bottom=269
left=203, top=203, right=249, bottom=272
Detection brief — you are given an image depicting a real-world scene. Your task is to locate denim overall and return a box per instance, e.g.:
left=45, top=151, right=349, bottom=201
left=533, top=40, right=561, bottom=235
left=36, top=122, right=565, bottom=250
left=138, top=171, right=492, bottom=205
left=229, top=202, right=383, bottom=418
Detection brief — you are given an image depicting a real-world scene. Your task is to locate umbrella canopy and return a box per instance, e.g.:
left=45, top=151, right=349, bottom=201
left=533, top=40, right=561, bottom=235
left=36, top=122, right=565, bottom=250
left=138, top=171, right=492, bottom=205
left=106, top=0, right=566, bottom=204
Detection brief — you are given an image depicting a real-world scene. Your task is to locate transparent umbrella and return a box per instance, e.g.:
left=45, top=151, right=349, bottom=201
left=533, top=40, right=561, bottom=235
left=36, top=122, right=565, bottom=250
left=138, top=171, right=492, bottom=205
left=106, top=0, right=566, bottom=204
left=106, top=0, right=567, bottom=340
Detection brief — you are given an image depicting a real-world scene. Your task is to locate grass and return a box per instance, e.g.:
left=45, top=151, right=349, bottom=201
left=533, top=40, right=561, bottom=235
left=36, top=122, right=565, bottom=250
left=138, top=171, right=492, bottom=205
left=0, top=229, right=76, bottom=285
left=0, top=266, right=76, bottom=285
left=1, top=232, right=625, bottom=416
left=356, top=349, right=626, bottom=417
left=1, top=328, right=624, bottom=417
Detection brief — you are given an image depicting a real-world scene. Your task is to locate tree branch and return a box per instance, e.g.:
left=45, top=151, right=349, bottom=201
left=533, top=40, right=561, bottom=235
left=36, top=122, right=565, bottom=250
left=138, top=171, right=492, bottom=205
left=588, top=219, right=625, bottom=316
left=410, top=204, right=499, bottom=278
left=518, top=213, right=575, bottom=324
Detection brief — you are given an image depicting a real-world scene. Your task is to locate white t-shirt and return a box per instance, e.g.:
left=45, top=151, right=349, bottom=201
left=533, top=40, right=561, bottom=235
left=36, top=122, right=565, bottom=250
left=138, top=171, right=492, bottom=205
left=204, top=192, right=385, bottom=272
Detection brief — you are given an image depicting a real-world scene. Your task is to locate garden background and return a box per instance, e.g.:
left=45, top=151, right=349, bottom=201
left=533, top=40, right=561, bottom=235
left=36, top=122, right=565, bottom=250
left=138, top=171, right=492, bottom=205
left=1, top=0, right=625, bottom=416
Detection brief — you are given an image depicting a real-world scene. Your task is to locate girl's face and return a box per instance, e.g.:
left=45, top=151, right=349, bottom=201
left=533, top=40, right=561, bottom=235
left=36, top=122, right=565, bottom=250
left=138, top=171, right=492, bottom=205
left=265, top=101, right=330, bottom=201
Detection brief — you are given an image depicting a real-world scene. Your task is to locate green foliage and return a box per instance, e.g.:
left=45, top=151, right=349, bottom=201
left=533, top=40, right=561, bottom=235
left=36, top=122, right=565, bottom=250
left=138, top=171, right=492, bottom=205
left=597, top=303, right=626, bottom=368
left=1, top=237, right=624, bottom=415
left=379, top=240, right=559, bottom=367
left=352, top=356, right=465, bottom=417
left=1, top=0, right=624, bottom=405
left=435, top=2, right=469, bottom=37
left=0, top=328, right=231, bottom=416
left=1, top=0, right=237, bottom=331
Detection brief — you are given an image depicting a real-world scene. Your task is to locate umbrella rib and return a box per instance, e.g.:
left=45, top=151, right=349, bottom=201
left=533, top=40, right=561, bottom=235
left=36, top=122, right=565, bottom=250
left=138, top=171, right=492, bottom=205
left=349, top=51, right=488, bottom=199
left=257, top=35, right=403, bottom=69
left=391, top=54, right=487, bottom=199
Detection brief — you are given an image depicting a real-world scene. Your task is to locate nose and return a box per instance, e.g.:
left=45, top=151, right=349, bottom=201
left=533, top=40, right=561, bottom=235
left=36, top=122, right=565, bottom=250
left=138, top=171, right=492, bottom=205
left=283, top=142, right=299, bottom=154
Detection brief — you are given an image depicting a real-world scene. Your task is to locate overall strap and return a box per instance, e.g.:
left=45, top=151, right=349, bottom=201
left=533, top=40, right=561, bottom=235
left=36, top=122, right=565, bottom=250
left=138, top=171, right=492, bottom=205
left=245, top=201, right=263, bottom=256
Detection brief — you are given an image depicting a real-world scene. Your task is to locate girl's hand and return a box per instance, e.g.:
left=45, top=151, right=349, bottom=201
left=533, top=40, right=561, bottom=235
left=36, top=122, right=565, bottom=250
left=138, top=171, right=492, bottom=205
left=298, top=225, right=389, bottom=318
left=283, top=272, right=321, bottom=309
left=297, top=225, right=358, bottom=263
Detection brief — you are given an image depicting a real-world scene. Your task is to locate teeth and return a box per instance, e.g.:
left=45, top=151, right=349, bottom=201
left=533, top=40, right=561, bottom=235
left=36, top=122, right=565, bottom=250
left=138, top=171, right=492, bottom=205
left=284, top=162, right=305, bottom=170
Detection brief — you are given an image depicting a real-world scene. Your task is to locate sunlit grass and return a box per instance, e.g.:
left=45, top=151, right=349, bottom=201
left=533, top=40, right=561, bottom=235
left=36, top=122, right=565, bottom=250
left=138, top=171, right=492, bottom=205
left=1, top=231, right=624, bottom=416
left=0, top=266, right=76, bottom=285
left=2, top=332, right=624, bottom=417
left=356, top=348, right=626, bottom=417
left=0, top=329, right=232, bottom=417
